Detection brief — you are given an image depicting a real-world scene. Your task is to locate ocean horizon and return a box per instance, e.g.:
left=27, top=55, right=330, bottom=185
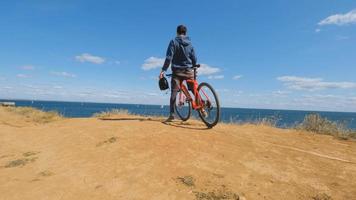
left=2, top=99, right=356, bottom=130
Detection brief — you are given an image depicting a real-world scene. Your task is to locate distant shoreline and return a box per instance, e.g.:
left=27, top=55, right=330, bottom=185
left=2, top=98, right=356, bottom=131
left=1, top=98, right=356, bottom=114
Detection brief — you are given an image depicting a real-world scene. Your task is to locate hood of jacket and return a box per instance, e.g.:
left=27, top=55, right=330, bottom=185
left=175, top=36, right=191, bottom=46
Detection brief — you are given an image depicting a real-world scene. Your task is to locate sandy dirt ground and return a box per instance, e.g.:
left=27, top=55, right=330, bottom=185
left=1, top=109, right=356, bottom=200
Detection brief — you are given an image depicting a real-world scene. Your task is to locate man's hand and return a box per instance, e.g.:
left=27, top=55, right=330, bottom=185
left=159, top=71, right=165, bottom=79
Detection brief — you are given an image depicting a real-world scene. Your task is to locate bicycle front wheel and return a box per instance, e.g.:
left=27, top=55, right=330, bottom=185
left=197, top=82, right=220, bottom=128
left=174, top=89, right=192, bottom=121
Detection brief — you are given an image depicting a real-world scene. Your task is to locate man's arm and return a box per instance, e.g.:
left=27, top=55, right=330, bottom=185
left=161, top=40, right=175, bottom=71
left=190, top=46, right=197, bottom=67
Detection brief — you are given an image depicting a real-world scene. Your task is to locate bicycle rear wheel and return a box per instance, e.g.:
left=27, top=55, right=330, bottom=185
left=197, top=82, right=220, bottom=128
left=174, top=89, right=192, bottom=121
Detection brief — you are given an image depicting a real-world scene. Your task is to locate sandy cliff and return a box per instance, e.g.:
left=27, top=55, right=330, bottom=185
left=0, top=107, right=355, bottom=200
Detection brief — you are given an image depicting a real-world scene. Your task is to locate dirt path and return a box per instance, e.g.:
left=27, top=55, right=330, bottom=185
left=1, top=113, right=356, bottom=200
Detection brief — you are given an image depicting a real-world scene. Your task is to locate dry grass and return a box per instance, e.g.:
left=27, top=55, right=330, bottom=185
left=311, top=193, right=333, bottom=200
left=232, top=116, right=281, bottom=127
left=227, top=113, right=355, bottom=140
left=2, top=106, right=62, bottom=123
left=297, top=114, right=356, bottom=140
left=254, top=116, right=280, bottom=127
left=193, top=186, right=240, bottom=200
left=92, top=109, right=130, bottom=118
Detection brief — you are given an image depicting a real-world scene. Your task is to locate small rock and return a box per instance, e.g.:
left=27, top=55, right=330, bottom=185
left=39, top=170, right=54, bottom=177
left=177, top=176, right=195, bottom=187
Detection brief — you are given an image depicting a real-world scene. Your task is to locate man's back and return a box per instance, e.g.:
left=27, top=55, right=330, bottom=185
left=169, top=36, right=196, bottom=69
left=162, top=34, right=196, bottom=72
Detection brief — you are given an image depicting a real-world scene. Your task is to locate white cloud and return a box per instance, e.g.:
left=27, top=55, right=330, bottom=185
left=197, top=64, right=220, bottom=75
left=208, top=75, right=224, bottom=79
left=103, top=94, right=123, bottom=98
left=21, top=65, right=35, bottom=70
left=216, top=88, right=230, bottom=93
left=16, top=74, right=30, bottom=78
left=318, top=9, right=356, bottom=26
left=315, top=28, right=321, bottom=33
left=75, top=53, right=105, bottom=64
left=336, top=35, right=350, bottom=40
left=141, top=58, right=221, bottom=76
left=232, top=75, right=243, bottom=80
left=23, top=84, right=40, bottom=89
left=221, top=88, right=356, bottom=112
left=141, top=57, right=165, bottom=70
left=53, top=86, right=63, bottom=89
left=295, top=94, right=356, bottom=111
left=273, top=90, right=290, bottom=95
left=272, top=90, right=291, bottom=98
left=51, top=71, right=76, bottom=78
left=277, top=76, right=356, bottom=91
left=145, top=92, right=159, bottom=96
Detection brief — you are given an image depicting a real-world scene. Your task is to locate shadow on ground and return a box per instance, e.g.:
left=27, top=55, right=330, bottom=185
left=98, top=117, right=209, bottom=130
left=162, top=121, right=210, bottom=130
left=99, top=117, right=161, bottom=122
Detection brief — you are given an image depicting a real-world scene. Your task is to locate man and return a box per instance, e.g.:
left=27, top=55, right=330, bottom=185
left=159, top=25, right=197, bottom=122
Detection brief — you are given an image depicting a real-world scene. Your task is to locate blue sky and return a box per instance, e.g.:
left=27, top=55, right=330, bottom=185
left=1, top=0, right=356, bottom=112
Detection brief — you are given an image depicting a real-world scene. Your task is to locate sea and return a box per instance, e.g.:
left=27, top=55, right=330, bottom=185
left=2, top=99, right=356, bottom=130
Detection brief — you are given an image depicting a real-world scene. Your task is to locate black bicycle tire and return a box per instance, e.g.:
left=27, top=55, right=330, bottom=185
left=174, top=90, right=192, bottom=121
left=197, top=82, right=220, bottom=128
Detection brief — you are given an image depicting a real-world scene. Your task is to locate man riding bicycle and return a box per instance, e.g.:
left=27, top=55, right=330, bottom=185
left=159, top=25, right=197, bottom=122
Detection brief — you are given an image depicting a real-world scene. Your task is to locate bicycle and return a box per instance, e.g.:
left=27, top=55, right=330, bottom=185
left=166, top=64, right=220, bottom=128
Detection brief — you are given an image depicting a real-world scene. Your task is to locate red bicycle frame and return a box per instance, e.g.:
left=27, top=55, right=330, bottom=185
left=178, top=79, right=212, bottom=110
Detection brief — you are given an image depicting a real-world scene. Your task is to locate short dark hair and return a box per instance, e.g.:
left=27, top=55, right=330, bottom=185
left=177, top=25, right=187, bottom=35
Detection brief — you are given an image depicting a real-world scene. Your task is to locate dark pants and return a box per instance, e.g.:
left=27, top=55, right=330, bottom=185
left=170, top=68, right=194, bottom=114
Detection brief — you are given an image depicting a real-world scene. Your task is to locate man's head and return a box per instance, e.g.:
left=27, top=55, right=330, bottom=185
left=177, top=25, right=187, bottom=36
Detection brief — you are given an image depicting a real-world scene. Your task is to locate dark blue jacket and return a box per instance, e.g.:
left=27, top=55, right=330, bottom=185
left=162, top=36, right=197, bottom=71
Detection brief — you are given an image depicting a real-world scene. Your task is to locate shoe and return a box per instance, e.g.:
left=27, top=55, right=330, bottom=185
left=201, top=109, right=208, bottom=118
left=165, top=115, right=175, bottom=122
